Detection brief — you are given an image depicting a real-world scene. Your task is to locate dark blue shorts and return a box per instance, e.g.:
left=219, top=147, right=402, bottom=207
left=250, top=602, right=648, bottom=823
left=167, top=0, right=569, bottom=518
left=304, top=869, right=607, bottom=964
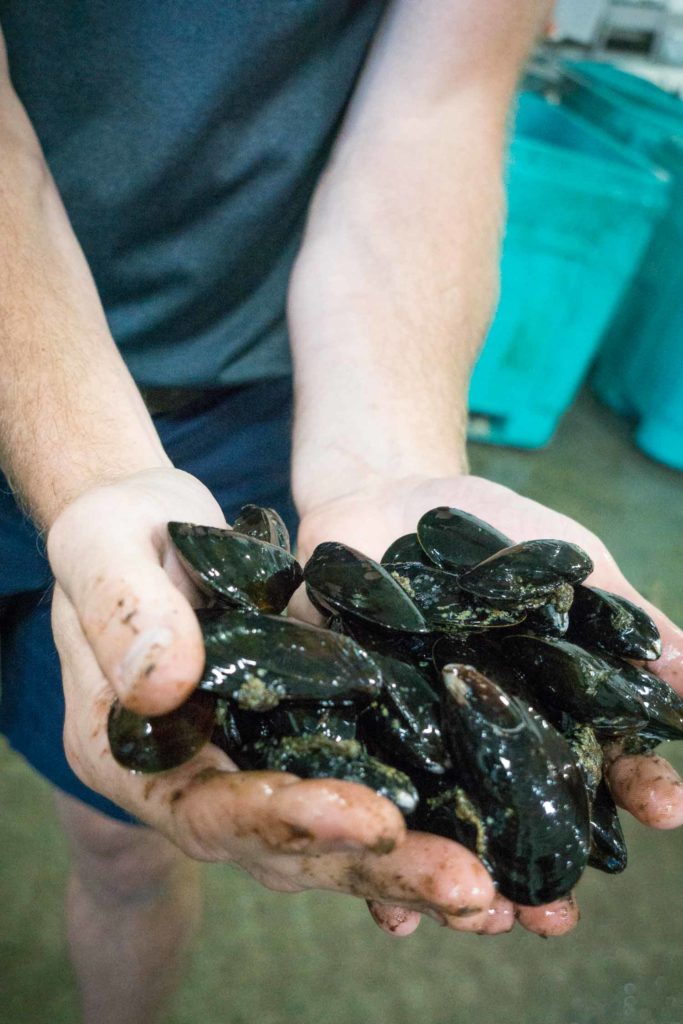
left=0, top=378, right=296, bottom=824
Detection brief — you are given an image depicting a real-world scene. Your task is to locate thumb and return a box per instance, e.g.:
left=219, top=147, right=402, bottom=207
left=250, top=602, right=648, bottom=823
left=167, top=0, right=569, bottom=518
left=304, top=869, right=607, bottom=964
left=47, top=478, right=221, bottom=715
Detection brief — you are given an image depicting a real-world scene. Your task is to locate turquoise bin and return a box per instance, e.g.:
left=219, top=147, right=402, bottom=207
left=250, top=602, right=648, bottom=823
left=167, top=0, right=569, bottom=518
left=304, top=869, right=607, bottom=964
left=561, top=62, right=683, bottom=471
left=468, top=91, right=669, bottom=449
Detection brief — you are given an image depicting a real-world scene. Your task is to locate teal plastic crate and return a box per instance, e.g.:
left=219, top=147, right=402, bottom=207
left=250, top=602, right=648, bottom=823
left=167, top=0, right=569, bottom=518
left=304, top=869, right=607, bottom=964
left=561, top=62, right=683, bottom=471
left=468, top=92, right=669, bottom=449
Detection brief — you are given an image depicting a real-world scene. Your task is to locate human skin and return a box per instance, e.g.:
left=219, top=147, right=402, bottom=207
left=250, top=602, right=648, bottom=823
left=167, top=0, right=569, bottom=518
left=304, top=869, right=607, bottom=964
left=1, top=0, right=680, bottom=987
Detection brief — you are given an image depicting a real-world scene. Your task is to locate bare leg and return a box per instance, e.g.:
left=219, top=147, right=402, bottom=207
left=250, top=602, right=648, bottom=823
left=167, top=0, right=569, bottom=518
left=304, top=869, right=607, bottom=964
left=54, top=791, right=202, bottom=1024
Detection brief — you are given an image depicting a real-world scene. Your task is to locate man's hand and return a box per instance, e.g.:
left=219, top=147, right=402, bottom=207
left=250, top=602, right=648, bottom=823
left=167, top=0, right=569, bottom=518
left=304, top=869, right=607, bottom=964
left=47, top=467, right=495, bottom=930
left=296, top=473, right=683, bottom=937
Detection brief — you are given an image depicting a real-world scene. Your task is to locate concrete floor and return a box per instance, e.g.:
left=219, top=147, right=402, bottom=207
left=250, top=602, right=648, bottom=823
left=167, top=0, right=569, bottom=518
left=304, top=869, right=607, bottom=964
left=1, top=390, right=682, bottom=1024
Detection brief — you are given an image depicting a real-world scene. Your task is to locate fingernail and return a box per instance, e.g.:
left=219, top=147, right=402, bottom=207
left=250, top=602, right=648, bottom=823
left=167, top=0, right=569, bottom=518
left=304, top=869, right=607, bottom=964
left=120, top=626, right=174, bottom=692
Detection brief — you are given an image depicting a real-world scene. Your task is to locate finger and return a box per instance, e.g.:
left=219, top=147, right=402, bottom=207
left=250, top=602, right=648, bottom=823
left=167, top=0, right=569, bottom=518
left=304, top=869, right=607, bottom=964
left=49, top=485, right=226, bottom=714
left=449, top=893, right=515, bottom=935
left=515, top=893, right=579, bottom=937
left=57, top=586, right=407, bottom=859
left=366, top=901, right=422, bottom=938
left=297, top=831, right=495, bottom=920
left=605, top=746, right=683, bottom=829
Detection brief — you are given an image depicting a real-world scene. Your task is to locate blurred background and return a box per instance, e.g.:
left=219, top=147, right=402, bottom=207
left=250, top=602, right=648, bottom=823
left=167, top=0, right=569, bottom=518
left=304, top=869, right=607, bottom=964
left=2, top=2, right=683, bottom=1023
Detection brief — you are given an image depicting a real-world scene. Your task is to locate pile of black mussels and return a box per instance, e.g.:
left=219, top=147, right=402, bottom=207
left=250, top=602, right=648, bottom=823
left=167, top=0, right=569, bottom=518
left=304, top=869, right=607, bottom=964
left=107, top=504, right=683, bottom=906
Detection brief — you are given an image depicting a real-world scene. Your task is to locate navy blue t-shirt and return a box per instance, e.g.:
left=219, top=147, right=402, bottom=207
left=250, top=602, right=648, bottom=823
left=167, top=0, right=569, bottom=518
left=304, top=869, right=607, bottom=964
left=0, top=1, right=386, bottom=386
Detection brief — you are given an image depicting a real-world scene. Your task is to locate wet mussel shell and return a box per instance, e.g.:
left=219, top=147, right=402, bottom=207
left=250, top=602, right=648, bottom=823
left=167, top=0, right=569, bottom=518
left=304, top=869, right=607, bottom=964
left=587, top=780, right=627, bottom=874
left=304, top=542, right=428, bottom=634
left=256, top=735, right=419, bottom=814
left=168, top=521, right=302, bottom=614
left=594, top=653, right=683, bottom=743
left=498, top=635, right=649, bottom=737
left=567, top=585, right=662, bottom=662
left=108, top=691, right=217, bottom=773
left=388, top=561, right=526, bottom=633
left=458, top=539, right=593, bottom=608
left=438, top=664, right=591, bottom=905
left=232, top=504, right=291, bottom=552
left=416, top=507, right=512, bottom=572
left=381, top=532, right=432, bottom=567
left=358, top=653, right=447, bottom=777
left=198, top=608, right=383, bottom=709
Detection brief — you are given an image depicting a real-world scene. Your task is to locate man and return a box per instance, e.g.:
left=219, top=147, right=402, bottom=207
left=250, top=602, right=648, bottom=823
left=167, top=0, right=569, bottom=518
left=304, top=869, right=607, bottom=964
left=1, top=3, right=682, bottom=1023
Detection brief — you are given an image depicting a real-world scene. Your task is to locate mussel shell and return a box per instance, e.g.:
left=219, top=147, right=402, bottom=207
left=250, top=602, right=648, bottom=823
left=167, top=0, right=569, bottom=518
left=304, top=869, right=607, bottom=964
left=416, top=507, right=512, bottom=572
left=233, top=702, right=358, bottom=749
left=388, top=562, right=526, bottom=633
left=107, top=690, right=217, bottom=773
left=337, top=615, right=439, bottom=665
left=524, top=601, right=570, bottom=638
left=498, top=635, right=649, bottom=736
left=432, top=634, right=527, bottom=697
left=258, top=735, right=419, bottom=814
left=588, top=781, right=627, bottom=874
left=458, top=540, right=592, bottom=607
left=567, top=586, right=661, bottom=661
left=381, top=532, right=432, bottom=566
left=416, top=784, right=494, bottom=877
left=358, top=653, right=446, bottom=776
left=563, top=723, right=603, bottom=799
left=440, top=664, right=591, bottom=906
left=304, top=542, right=428, bottom=634
left=232, top=504, right=291, bottom=552
left=596, top=654, right=683, bottom=743
left=168, top=521, right=302, bottom=614
left=198, top=608, right=383, bottom=708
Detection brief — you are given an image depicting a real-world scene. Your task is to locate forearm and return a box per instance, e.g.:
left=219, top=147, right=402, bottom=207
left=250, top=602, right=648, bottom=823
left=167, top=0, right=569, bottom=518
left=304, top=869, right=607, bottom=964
left=289, top=106, right=504, bottom=511
left=0, top=47, right=168, bottom=530
left=289, top=0, right=549, bottom=516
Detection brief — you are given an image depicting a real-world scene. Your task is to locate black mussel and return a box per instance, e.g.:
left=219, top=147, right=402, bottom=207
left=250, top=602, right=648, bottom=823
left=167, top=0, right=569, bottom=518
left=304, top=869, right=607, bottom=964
left=211, top=699, right=252, bottom=767
left=432, top=634, right=527, bottom=699
left=388, top=562, right=526, bottom=633
left=587, top=781, right=627, bottom=874
left=564, top=723, right=603, bottom=799
left=598, top=654, right=683, bottom=743
left=524, top=600, right=570, bottom=638
left=416, top=507, right=512, bottom=572
left=108, top=690, right=217, bottom=773
left=258, top=735, right=419, bottom=814
left=499, top=635, right=649, bottom=736
left=233, top=504, right=291, bottom=552
left=168, top=521, right=302, bottom=614
left=358, top=654, right=447, bottom=776
left=233, top=702, right=358, bottom=749
left=567, top=586, right=661, bottom=662
left=439, top=664, right=591, bottom=906
left=562, top=721, right=626, bottom=871
left=458, top=540, right=592, bottom=608
left=304, top=542, right=428, bottom=634
left=381, top=533, right=432, bottom=566
left=198, top=608, right=382, bottom=708
left=416, top=783, right=493, bottom=874
left=337, top=615, right=439, bottom=666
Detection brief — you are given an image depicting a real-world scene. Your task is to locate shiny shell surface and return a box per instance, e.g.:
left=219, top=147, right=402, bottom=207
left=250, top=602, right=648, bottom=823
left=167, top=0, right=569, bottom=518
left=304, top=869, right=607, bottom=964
left=416, top=507, right=512, bottom=572
left=168, top=521, right=302, bottom=613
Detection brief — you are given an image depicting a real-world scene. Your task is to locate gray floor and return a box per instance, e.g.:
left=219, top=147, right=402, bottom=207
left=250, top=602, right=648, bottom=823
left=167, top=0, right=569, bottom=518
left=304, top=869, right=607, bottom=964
left=1, top=390, right=682, bottom=1024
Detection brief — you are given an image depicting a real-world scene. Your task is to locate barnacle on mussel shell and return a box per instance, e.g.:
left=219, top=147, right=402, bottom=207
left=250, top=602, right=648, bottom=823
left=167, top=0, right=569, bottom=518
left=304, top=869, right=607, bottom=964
left=106, top=503, right=679, bottom=912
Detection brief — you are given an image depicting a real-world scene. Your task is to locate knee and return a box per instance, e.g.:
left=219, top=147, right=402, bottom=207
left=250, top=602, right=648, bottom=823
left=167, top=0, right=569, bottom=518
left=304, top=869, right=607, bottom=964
left=55, top=792, right=194, bottom=905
